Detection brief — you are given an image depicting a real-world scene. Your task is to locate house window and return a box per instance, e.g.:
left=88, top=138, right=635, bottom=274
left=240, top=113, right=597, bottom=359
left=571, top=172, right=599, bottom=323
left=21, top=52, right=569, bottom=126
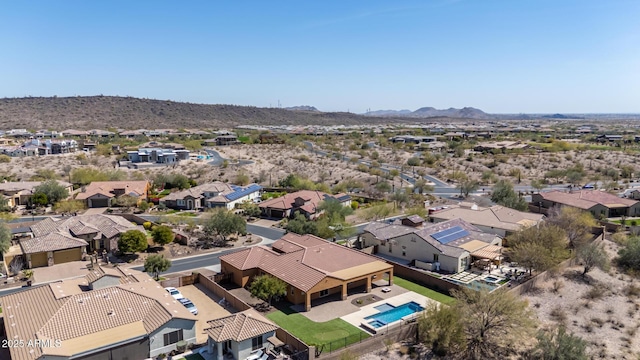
left=177, top=199, right=185, bottom=206
left=433, top=254, right=439, bottom=262
left=252, top=336, right=263, bottom=351
left=319, top=289, right=329, bottom=297
left=99, top=239, right=105, bottom=249
left=163, top=330, right=183, bottom=346
left=291, top=288, right=295, bottom=296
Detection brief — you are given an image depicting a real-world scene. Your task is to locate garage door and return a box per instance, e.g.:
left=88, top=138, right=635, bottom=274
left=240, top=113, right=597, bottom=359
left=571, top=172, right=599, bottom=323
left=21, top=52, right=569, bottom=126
left=30, top=252, right=48, bottom=268
left=53, top=248, right=81, bottom=264
left=89, top=198, right=110, bottom=208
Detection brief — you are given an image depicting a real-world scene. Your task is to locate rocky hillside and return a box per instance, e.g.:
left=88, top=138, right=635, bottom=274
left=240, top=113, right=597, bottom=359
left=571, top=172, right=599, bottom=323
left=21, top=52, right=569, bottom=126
left=0, top=96, right=411, bottom=130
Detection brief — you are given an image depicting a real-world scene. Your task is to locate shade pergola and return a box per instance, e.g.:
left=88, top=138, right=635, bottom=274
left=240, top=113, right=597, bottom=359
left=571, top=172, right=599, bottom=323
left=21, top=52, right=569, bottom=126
left=471, top=245, right=503, bottom=264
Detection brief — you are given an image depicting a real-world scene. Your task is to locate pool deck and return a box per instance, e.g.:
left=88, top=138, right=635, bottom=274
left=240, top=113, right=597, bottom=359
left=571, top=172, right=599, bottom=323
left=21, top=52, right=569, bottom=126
left=340, top=292, right=437, bottom=334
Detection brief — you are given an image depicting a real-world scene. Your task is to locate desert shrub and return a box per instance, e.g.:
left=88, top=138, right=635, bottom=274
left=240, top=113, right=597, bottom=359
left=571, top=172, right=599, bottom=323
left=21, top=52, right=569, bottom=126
left=624, top=283, right=640, bottom=297
left=143, top=221, right=152, bottom=230
left=583, top=285, right=605, bottom=301
left=0, top=155, right=10, bottom=163
left=552, top=280, right=565, bottom=293
left=550, top=306, right=567, bottom=323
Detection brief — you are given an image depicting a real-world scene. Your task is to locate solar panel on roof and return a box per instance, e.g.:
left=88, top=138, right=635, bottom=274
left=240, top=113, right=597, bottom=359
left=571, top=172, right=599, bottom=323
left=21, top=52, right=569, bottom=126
left=225, top=184, right=262, bottom=201
left=431, top=225, right=470, bottom=244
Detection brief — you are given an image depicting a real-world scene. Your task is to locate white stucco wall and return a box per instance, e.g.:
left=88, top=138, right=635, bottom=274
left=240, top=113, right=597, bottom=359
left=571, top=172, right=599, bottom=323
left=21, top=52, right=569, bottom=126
left=235, top=331, right=276, bottom=360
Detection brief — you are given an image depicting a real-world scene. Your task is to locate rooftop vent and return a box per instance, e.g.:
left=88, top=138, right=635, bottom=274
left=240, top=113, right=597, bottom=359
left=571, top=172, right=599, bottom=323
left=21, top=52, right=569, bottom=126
left=107, top=309, right=116, bottom=316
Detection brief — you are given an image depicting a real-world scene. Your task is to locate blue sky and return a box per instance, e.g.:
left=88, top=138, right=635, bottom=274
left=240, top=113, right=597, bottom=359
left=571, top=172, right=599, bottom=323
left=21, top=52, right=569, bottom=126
left=1, top=0, right=638, bottom=113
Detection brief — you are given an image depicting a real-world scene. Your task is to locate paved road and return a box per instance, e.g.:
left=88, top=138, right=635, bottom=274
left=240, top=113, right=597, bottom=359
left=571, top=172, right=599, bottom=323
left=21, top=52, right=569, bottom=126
left=204, top=148, right=253, bottom=167
left=138, top=215, right=285, bottom=242
left=131, top=248, right=239, bottom=274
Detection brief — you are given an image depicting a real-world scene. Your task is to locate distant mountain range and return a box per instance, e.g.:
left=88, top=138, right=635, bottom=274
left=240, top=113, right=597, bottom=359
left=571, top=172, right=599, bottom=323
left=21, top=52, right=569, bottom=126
left=364, top=107, right=493, bottom=119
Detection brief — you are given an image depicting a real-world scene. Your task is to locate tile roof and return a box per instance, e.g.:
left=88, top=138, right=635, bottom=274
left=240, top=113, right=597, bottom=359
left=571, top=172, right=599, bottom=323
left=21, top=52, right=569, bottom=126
left=221, top=233, right=392, bottom=292
left=204, top=309, right=278, bottom=342
left=75, top=181, right=149, bottom=200
left=538, top=190, right=638, bottom=210
left=258, top=190, right=334, bottom=212
left=161, top=182, right=234, bottom=201
left=430, top=205, right=544, bottom=231
left=20, top=232, right=88, bottom=254
left=0, top=181, right=72, bottom=193
left=85, top=265, right=145, bottom=285
left=30, top=214, right=143, bottom=240
left=0, top=270, right=195, bottom=360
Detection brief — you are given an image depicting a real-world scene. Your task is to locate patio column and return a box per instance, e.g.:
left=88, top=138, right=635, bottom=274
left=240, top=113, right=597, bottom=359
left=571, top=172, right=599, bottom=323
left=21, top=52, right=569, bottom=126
left=341, top=283, right=348, bottom=300
left=47, top=251, right=54, bottom=266
left=217, top=341, right=223, bottom=360
left=388, top=269, right=394, bottom=286
left=305, top=292, right=311, bottom=312
left=366, top=276, right=372, bottom=293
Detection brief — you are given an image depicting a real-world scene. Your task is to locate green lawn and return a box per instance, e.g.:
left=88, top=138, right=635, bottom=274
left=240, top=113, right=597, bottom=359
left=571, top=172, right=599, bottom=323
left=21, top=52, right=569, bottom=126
left=393, top=276, right=455, bottom=305
left=266, top=306, right=369, bottom=349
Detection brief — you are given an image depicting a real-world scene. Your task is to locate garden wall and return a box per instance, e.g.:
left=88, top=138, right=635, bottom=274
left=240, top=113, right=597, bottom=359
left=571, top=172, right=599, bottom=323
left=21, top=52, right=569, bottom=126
left=388, top=261, right=460, bottom=295
left=197, top=273, right=251, bottom=311
left=316, top=323, right=418, bottom=360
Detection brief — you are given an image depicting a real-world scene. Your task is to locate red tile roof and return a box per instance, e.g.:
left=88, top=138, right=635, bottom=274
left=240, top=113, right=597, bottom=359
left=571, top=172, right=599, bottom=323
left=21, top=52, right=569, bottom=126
left=258, top=190, right=331, bottom=212
left=539, top=190, right=638, bottom=210
left=220, top=233, right=391, bottom=292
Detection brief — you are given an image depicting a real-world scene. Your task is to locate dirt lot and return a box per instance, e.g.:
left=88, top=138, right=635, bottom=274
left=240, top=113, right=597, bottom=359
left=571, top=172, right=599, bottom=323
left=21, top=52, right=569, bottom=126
left=522, top=239, right=640, bottom=359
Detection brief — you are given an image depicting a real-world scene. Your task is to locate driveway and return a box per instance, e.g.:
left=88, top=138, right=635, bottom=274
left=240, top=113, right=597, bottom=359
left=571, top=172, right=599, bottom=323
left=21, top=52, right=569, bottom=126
left=83, top=207, right=106, bottom=215
left=32, top=261, right=90, bottom=284
left=178, top=284, right=236, bottom=344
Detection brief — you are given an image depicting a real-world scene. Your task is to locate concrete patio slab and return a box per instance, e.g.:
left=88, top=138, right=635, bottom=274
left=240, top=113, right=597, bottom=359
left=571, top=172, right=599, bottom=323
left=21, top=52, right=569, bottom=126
left=293, top=284, right=408, bottom=323
left=341, top=291, right=437, bottom=333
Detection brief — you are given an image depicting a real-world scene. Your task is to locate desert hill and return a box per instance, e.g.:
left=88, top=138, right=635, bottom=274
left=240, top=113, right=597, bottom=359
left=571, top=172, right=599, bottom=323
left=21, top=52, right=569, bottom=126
left=0, top=96, right=413, bottom=130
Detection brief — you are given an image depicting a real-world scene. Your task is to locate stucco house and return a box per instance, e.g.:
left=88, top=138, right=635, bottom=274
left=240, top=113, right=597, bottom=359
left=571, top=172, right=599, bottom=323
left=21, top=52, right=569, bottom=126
left=531, top=190, right=640, bottom=218
left=203, top=309, right=279, bottom=360
left=429, top=203, right=544, bottom=237
left=75, top=181, right=150, bottom=208
left=360, top=218, right=503, bottom=274
left=258, top=190, right=351, bottom=219
left=160, top=182, right=262, bottom=211
left=0, top=181, right=73, bottom=207
left=220, top=233, right=393, bottom=312
left=0, top=267, right=197, bottom=360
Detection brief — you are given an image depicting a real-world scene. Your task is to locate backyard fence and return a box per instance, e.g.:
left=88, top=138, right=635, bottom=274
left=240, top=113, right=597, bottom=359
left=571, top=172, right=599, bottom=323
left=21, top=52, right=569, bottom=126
left=159, top=272, right=199, bottom=288
left=388, top=261, right=460, bottom=295
left=315, top=322, right=419, bottom=360
left=197, top=273, right=251, bottom=311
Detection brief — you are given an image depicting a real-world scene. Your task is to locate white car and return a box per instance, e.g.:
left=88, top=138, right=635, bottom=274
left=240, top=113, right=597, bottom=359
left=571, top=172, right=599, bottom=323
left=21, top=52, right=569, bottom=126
left=178, top=298, right=198, bottom=315
left=164, top=287, right=184, bottom=300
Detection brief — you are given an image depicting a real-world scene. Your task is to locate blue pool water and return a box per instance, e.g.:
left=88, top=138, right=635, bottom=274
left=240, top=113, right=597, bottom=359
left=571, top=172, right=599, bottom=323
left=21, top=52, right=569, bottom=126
left=365, top=301, right=424, bottom=328
left=374, top=303, right=395, bottom=312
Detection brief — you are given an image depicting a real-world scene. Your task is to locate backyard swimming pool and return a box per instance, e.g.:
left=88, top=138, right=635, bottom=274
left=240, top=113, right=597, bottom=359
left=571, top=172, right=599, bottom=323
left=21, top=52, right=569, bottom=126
left=365, top=301, right=424, bottom=328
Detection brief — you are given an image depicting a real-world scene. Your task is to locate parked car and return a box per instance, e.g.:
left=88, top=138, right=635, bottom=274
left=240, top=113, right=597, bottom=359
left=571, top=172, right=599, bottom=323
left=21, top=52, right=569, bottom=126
left=164, top=287, right=184, bottom=300
left=178, top=298, right=198, bottom=315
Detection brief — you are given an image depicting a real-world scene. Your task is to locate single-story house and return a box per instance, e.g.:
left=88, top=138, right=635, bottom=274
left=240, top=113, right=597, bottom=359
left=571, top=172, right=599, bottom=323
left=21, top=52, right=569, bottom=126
left=360, top=218, right=503, bottom=274
left=75, top=181, right=150, bottom=208
left=531, top=190, right=640, bottom=218
left=258, top=190, right=351, bottom=219
left=29, top=214, right=145, bottom=255
left=220, top=233, right=393, bottom=311
left=204, top=309, right=280, bottom=360
left=0, top=181, right=73, bottom=207
left=19, top=231, right=88, bottom=268
left=429, top=203, right=545, bottom=237
left=0, top=267, right=197, bottom=360
left=160, top=182, right=262, bottom=211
